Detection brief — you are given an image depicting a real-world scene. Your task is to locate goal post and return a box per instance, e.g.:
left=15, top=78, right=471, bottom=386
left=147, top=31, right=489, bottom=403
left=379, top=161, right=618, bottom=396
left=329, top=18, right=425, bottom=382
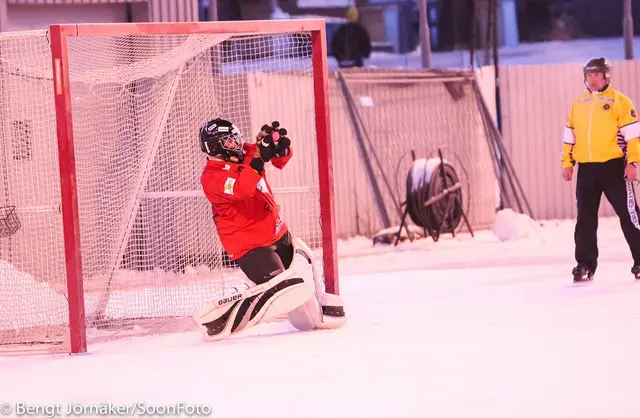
left=50, top=24, right=87, bottom=355
left=0, top=20, right=337, bottom=355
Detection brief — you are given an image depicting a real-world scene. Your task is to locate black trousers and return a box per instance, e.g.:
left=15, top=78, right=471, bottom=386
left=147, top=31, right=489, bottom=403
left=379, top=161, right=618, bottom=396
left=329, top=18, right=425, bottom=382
left=236, top=231, right=293, bottom=285
left=575, top=157, right=640, bottom=269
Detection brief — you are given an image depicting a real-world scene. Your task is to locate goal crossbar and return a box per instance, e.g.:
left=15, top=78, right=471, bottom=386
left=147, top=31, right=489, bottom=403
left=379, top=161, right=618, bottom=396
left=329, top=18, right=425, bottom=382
left=60, top=20, right=327, bottom=38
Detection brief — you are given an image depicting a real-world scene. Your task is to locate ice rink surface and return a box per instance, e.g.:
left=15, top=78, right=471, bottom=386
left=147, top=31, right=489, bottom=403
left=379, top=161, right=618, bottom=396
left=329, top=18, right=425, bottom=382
left=2, top=213, right=640, bottom=418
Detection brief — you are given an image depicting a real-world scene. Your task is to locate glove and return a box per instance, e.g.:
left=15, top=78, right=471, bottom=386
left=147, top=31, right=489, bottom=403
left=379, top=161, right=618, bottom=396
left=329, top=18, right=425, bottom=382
left=256, top=121, right=290, bottom=161
left=256, top=125, right=277, bottom=162
left=274, top=134, right=291, bottom=158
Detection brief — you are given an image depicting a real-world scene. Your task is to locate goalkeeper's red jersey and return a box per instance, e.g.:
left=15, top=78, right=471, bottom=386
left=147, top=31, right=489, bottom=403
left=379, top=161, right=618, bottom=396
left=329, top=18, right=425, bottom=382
left=201, top=143, right=292, bottom=261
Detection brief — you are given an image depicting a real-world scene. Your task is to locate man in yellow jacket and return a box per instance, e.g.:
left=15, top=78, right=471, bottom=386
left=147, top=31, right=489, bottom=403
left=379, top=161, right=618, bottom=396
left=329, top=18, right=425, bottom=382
left=562, top=57, right=640, bottom=282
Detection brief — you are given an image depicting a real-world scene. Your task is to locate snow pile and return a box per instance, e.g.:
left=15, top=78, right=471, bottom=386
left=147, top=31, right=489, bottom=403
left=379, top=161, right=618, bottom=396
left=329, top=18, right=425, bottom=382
left=492, top=208, right=540, bottom=241
left=0, top=260, right=68, bottom=330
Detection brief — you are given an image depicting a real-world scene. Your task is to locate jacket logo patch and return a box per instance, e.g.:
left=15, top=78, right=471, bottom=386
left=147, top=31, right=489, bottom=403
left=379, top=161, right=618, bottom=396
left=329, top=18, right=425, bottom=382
left=603, top=104, right=610, bottom=110
left=256, top=178, right=268, bottom=194
left=632, top=109, right=637, bottom=118
left=224, top=177, right=236, bottom=195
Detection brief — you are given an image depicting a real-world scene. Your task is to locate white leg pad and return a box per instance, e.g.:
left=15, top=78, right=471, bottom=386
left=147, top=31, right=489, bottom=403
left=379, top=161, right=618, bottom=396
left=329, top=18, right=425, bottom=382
left=287, top=300, right=319, bottom=332
left=315, top=293, right=346, bottom=330
left=193, top=236, right=346, bottom=340
left=288, top=292, right=346, bottom=331
left=192, top=266, right=313, bottom=342
left=287, top=237, right=347, bottom=331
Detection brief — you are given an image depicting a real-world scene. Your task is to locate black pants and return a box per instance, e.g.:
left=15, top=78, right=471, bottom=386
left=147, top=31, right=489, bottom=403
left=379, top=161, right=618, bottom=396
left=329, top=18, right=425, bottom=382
left=236, top=231, right=293, bottom=285
left=575, top=158, right=640, bottom=269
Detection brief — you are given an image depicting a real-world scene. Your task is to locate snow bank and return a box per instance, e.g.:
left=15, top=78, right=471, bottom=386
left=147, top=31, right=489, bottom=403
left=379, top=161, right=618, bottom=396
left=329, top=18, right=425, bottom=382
left=491, top=209, right=540, bottom=241
left=0, top=260, right=68, bottom=330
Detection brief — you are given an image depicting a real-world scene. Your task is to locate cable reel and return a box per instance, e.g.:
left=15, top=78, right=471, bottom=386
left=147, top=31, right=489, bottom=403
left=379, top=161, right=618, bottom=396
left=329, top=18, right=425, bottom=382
left=403, top=153, right=467, bottom=241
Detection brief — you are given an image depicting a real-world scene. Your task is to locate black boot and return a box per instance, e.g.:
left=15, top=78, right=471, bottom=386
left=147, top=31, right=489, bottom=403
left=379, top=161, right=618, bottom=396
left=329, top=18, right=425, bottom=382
left=631, top=265, right=640, bottom=280
left=572, top=263, right=595, bottom=282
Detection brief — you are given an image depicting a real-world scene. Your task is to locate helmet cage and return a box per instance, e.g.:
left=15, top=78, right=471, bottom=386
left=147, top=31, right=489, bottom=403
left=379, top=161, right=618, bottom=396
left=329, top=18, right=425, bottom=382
left=218, top=132, right=244, bottom=154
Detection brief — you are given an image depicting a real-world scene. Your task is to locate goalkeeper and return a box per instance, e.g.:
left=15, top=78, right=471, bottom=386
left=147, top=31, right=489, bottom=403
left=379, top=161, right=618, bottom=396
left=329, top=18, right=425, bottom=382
left=193, top=118, right=345, bottom=341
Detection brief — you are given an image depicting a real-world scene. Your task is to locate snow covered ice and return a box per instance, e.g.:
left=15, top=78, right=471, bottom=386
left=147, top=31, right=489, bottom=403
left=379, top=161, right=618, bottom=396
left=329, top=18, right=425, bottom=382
left=2, top=214, right=640, bottom=418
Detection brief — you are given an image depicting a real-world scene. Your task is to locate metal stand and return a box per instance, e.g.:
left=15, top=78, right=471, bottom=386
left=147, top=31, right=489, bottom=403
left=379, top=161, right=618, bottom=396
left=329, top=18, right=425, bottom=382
left=394, top=150, right=421, bottom=245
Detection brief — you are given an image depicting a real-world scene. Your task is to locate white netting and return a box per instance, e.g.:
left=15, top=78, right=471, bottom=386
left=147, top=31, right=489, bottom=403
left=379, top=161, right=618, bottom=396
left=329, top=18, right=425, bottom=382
left=0, top=29, right=324, bottom=349
left=0, top=31, right=69, bottom=351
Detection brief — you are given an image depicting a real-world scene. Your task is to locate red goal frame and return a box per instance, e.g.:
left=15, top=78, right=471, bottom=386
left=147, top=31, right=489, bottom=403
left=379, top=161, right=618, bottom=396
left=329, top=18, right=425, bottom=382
left=48, top=20, right=338, bottom=355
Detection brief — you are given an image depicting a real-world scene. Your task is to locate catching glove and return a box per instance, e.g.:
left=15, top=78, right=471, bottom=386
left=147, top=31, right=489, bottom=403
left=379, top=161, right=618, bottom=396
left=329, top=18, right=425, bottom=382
left=256, top=121, right=290, bottom=161
left=274, top=133, right=291, bottom=158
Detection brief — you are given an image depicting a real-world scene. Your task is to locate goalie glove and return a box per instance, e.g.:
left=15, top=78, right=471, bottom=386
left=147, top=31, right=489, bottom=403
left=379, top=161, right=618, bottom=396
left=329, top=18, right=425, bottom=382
left=256, top=121, right=290, bottom=161
left=274, top=134, right=291, bottom=158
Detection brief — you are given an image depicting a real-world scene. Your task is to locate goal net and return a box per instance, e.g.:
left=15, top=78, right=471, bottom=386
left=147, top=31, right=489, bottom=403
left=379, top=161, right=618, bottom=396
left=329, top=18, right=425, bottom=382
left=0, top=22, right=334, bottom=354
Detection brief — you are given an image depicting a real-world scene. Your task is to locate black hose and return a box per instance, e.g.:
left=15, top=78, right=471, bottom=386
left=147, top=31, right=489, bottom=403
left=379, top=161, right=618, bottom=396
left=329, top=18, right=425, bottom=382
left=405, top=159, right=464, bottom=233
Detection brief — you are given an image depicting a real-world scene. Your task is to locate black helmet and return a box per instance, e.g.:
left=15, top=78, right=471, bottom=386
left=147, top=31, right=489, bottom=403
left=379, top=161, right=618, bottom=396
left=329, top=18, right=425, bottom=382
left=583, top=57, right=612, bottom=84
left=199, top=118, right=245, bottom=163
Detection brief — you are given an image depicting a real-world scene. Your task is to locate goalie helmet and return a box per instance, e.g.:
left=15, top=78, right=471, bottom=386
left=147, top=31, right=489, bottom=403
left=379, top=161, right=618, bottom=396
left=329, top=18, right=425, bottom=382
left=583, top=57, right=612, bottom=91
left=199, top=118, right=245, bottom=163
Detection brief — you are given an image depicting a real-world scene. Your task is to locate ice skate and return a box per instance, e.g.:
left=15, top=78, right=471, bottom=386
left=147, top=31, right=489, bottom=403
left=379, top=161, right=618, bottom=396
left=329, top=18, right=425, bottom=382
left=572, top=264, right=594, bottom=283
left=632, top=266, right=640, bottom=280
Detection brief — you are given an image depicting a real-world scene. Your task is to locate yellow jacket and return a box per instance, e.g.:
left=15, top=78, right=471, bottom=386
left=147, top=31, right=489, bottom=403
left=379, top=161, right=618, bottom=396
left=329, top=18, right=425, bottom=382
left=562, top=85, right=640, bottom=168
